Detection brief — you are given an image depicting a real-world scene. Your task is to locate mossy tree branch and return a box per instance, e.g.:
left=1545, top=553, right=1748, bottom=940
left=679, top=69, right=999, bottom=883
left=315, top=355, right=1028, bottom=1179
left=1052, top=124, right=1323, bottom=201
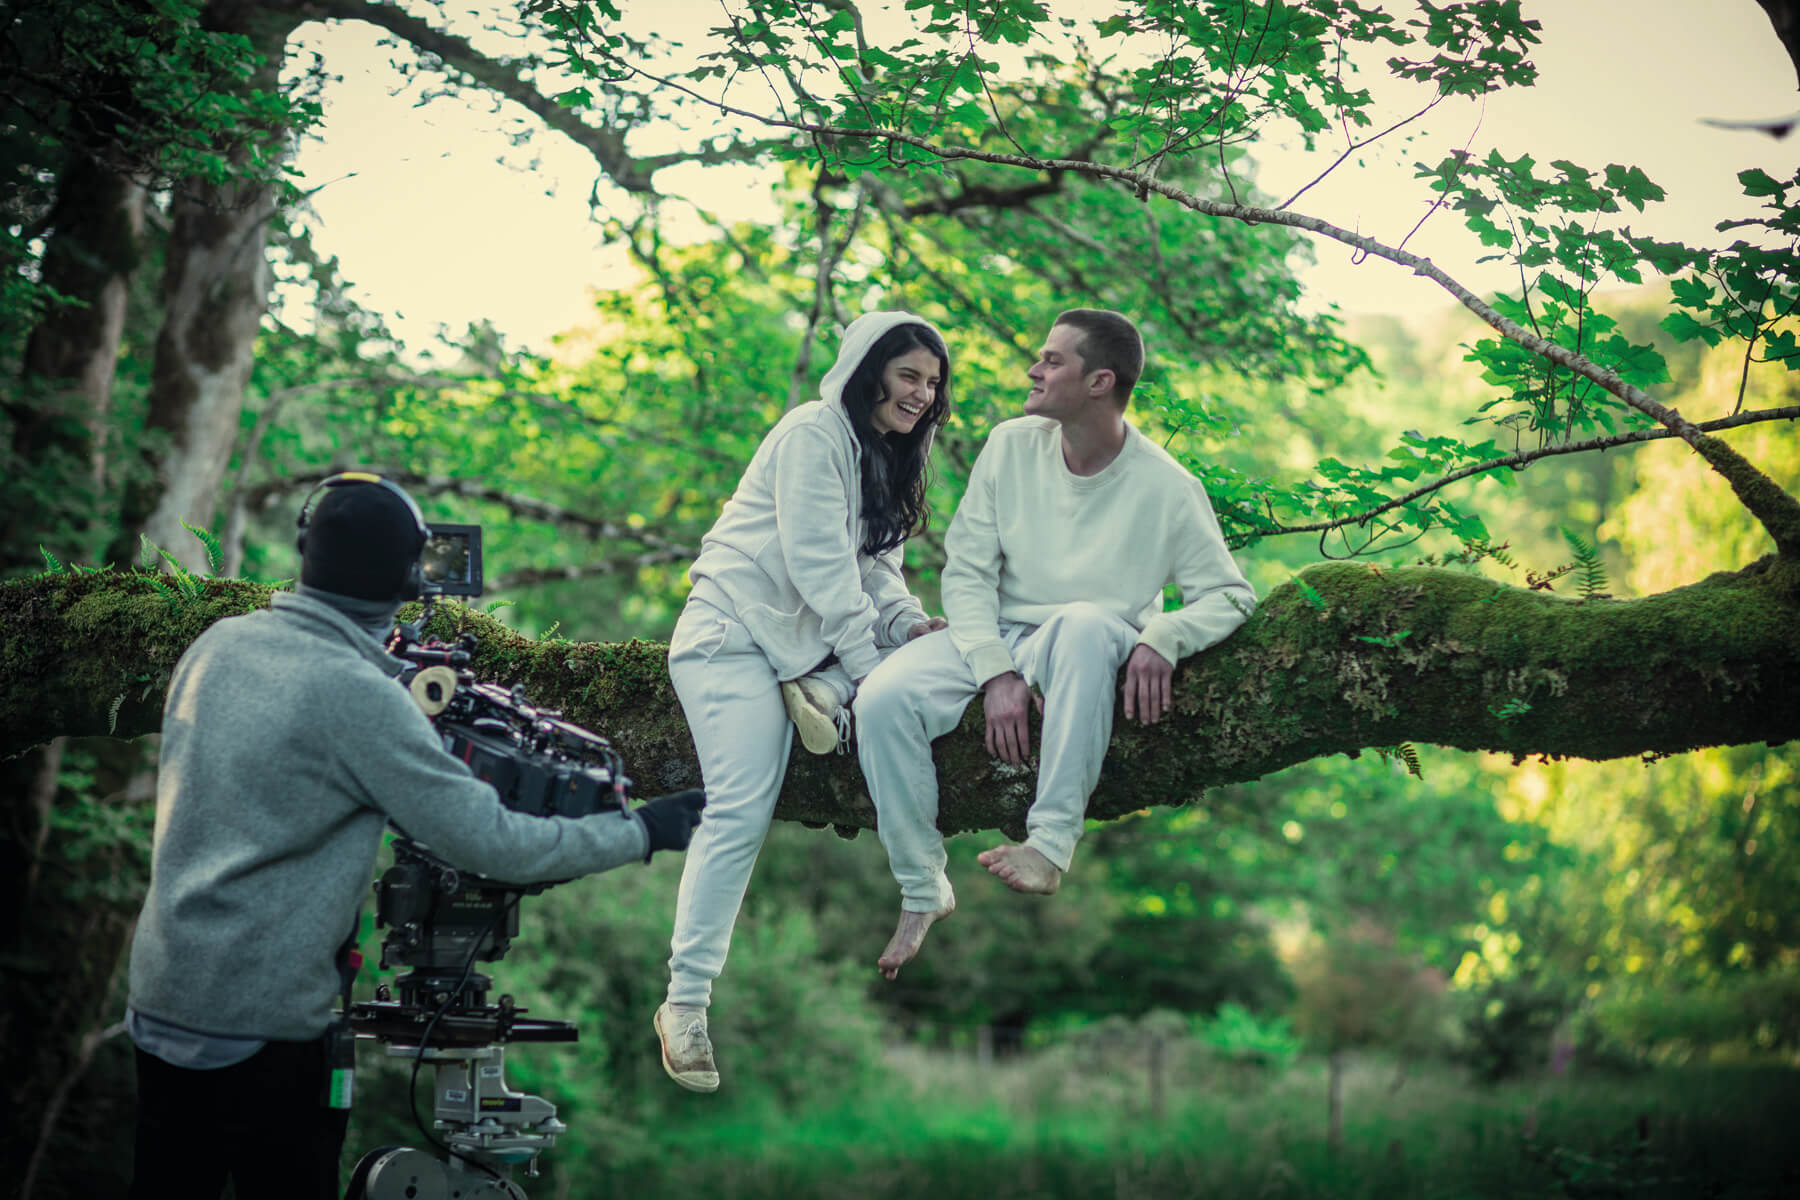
left=5, top=561, right=1797, bottom=839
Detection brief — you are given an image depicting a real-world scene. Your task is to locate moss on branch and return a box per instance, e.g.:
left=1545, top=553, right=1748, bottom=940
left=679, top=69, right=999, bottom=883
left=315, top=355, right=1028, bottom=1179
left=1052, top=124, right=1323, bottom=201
left=4, top=561, right=1797, bottom=840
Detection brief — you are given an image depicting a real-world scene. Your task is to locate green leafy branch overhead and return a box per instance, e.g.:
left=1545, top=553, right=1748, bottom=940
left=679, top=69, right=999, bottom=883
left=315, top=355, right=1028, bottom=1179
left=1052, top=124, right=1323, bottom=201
left=528, top=0, right=1800, bottom=561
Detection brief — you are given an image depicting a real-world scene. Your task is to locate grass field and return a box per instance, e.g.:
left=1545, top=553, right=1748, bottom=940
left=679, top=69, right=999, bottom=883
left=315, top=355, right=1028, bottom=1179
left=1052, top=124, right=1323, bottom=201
left=524, top=1045, right=1800, bottom=1199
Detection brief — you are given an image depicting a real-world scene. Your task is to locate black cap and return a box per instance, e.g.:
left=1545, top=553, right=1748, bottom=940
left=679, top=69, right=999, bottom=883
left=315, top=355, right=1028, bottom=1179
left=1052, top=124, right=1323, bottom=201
left=299, top=480, right=427, bottom=602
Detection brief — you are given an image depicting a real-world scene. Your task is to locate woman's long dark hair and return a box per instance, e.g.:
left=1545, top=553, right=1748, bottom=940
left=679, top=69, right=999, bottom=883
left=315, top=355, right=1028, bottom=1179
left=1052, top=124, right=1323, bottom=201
left=838, top=322, right=952, bottom=557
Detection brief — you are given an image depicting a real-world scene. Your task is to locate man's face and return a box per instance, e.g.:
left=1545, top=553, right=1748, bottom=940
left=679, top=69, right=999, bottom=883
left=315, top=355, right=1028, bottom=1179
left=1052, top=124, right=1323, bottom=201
left=1025, top=324, right=1098, bottom=421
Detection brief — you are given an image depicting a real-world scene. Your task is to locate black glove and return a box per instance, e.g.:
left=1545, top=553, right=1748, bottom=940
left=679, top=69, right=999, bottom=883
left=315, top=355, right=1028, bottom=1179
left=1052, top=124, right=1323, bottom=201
left=636, top=789, right=706, bottom=860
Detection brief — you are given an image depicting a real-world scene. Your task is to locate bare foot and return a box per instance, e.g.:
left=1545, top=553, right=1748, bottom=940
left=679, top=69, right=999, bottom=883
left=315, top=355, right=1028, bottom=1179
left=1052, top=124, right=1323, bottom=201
left=976, top=844, right=1062, bottom=895
left=877, top=901, right=954, bottom=980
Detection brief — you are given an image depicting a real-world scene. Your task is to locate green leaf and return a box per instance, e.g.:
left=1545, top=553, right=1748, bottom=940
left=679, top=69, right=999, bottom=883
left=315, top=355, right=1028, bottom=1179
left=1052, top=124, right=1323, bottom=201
left=1739, top=167, right=1783, bottom=198
left=1659, top=310, right=1722, bottom=347
left=1602, top=163, right=1664, bottom=211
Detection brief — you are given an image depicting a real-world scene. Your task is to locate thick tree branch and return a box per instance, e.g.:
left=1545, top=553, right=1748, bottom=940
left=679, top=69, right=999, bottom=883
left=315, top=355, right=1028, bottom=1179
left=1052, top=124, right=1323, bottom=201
left=1756, top=0, right=1800, bottom=88
left=310, top=0, right=780, bottom=194
left=6, top=562, right=1796, bottom=839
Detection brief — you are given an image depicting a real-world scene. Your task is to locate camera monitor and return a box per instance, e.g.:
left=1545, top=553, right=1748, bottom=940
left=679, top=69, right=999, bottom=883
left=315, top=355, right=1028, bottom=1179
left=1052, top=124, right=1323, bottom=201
left=422, top=524, right=483, bottom=596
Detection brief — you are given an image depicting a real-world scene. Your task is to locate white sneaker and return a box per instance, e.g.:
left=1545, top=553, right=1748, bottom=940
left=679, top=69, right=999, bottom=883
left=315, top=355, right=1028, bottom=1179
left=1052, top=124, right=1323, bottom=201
left=654, top=1001, right=720, bottom=1092
left=781, top=675, right=851, bottom=755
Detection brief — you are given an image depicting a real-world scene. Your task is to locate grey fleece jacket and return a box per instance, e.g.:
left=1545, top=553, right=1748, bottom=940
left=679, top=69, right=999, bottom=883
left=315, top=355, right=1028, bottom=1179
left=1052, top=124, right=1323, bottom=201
left=127, top=591, right=648, bottom=1041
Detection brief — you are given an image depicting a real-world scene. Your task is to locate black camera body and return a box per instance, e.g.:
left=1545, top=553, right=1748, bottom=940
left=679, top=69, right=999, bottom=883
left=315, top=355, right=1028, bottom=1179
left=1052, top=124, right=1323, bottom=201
left=438, top=680, right=630, bottom=820
left=347, top=522, right=630, bottom=1048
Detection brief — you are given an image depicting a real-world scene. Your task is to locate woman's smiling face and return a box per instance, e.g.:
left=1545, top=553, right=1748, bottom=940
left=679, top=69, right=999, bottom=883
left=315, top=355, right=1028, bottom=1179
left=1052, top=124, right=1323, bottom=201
left=869, top=346, right=942, bottom=436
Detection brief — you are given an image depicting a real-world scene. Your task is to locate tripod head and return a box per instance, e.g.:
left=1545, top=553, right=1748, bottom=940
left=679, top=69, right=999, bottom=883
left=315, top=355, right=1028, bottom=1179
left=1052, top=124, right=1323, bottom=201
left=344, top=837, right=573, bottom=1192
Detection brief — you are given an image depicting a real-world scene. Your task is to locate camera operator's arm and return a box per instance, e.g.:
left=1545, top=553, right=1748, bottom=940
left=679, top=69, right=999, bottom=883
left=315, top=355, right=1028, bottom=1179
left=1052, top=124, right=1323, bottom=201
left=347, top=683, right=655, bottom=882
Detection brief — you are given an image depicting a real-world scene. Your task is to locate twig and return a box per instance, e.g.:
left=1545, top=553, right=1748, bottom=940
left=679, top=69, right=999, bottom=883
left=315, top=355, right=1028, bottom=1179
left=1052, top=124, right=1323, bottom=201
left=1254, top=406, right=1800, bottom=541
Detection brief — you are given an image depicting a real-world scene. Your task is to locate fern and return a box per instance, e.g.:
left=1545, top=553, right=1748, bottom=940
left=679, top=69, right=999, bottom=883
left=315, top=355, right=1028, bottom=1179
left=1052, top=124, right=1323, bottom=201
left=107, top=693, right=125, bottom=736
left=135, top=670, right=167, bottom=702
left=1292, top=577, right=1329, bottom=612
left=1559, top=528, right=1610, bottom=600
left=1489, top=697, right=1533, bottom=722
left=146, top=575, right=181, bottom=611
left=39, top=546, right=65, bottom=574
left=182, top=520, right=224, bottom=574
left=1420, top=539, right=1517, bottom=573
left=1377, top=742, right=1424, bottom=778
left=151, top=544, right=205, bottom=600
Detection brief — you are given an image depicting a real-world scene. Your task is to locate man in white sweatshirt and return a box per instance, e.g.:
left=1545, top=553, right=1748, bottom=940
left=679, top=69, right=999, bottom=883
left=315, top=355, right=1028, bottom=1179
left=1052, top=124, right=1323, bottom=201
left=853, top=309, right=1256, bottom=978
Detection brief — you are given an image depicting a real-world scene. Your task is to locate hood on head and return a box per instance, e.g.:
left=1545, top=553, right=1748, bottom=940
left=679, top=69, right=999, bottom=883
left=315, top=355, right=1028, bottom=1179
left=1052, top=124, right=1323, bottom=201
left=818, top=310, right=947, bottom=412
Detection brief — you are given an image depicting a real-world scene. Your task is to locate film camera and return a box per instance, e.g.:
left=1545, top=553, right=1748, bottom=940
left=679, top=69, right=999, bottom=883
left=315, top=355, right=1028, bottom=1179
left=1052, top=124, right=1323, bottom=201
left=342, top=523, right=633, bottom=1200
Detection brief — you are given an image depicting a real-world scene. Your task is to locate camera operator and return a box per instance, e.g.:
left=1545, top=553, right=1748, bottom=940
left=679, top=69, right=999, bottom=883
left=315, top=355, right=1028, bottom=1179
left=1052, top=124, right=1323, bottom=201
left=124, top=474, right=706, bottom=1200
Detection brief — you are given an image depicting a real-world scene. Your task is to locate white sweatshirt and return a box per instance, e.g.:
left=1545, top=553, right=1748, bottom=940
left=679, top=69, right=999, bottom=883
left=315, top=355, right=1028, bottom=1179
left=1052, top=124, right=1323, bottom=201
left=943, top=416, right=1256, bottom=685
left=686, top=311, right=938, bottom=681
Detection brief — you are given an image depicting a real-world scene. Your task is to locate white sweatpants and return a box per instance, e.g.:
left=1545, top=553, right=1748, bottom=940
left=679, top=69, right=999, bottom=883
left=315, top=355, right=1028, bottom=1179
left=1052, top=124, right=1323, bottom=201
left=853, top=602, right=1140, bottom=911
left=664, top=597, right=857, bottom=1008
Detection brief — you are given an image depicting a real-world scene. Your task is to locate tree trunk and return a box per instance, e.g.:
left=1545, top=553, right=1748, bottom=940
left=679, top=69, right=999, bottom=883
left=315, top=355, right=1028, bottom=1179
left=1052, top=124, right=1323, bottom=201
left=0, top=741, right=65, bottom=949
left=1326, top=1047, right=1345, bottom=1153
left=107, top=0, right=307, bottom=572
left=1147, top=1030, right=1167, bottom=1124
left=5, top=154, right=145, bottom=574
left=113, top=181, right=273, bottom=570
left=0, top=738, right=153, bottom=1183
left=0, top=155, right=144, bottom=1105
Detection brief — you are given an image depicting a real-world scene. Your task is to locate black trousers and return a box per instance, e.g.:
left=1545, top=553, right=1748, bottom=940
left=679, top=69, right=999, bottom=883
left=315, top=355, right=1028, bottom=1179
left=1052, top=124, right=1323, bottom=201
left=130, top=1034, right=350, bottom=1200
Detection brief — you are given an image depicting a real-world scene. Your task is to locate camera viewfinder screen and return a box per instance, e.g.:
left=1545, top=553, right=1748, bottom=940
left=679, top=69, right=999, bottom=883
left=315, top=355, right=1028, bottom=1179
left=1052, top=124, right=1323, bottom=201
left=422, top=524, right=483, bottom=596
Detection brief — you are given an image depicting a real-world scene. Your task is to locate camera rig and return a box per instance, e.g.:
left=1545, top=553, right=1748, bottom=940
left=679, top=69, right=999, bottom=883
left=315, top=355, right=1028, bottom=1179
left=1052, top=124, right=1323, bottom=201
left=343, top=524, right=631, bottom=1199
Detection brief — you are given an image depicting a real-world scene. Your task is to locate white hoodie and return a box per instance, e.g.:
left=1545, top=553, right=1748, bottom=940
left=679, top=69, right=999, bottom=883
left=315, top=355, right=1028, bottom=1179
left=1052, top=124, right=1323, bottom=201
left=686, top=311, right=940, bottom=681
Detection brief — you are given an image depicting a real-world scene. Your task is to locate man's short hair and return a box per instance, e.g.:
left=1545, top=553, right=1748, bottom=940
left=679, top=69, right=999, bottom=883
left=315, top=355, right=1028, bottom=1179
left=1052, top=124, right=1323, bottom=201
left=1054, top=308, right=1144, bottom=403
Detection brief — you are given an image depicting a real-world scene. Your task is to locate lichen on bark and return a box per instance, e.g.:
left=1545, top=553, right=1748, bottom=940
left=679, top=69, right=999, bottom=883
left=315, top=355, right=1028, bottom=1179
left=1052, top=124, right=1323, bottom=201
left=4, top=562, right=1796, bottom=840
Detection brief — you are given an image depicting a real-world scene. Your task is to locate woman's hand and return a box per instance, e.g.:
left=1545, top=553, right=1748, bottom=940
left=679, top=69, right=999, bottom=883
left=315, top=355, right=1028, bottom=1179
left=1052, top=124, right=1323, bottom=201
left=907, top=617, right=948, bottom=640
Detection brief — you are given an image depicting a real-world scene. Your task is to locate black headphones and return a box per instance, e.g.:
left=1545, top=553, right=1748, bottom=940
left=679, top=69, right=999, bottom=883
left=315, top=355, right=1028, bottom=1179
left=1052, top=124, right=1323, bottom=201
left=295, top=472, right=431, bottom=601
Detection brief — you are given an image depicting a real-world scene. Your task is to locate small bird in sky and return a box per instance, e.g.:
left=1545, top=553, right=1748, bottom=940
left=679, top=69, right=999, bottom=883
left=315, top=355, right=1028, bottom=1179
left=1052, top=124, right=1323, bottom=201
left=1700, top=112, right=1800, bottom=139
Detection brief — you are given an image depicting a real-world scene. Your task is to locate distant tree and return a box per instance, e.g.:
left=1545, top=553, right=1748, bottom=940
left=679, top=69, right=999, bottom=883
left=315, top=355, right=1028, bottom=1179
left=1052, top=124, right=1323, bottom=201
left=1289, top=919, right=1449, bottom=1149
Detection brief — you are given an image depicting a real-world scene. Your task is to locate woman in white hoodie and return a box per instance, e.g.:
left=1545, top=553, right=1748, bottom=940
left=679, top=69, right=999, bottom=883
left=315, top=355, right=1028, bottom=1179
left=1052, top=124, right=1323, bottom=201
left=655, top=310, right=952, bottom=1092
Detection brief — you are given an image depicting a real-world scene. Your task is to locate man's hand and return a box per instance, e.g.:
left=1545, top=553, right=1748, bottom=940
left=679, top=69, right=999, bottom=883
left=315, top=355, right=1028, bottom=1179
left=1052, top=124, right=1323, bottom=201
left=981, top=671, right=1040, bottom=764
left=1121, top=644, right=1174, bottom=725
left=907, top=617, right=948, bottom=640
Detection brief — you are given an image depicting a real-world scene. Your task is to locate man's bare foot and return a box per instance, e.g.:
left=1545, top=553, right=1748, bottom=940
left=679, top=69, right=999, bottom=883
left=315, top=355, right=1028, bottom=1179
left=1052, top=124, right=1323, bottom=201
left=877, top=902, right=954, bottom=981
left=976, top=844, right=1062, bottom=895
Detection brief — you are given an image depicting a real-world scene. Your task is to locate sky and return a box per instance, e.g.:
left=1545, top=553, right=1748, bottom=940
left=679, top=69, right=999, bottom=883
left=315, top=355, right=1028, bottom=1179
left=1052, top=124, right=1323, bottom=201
left=287, top=1, right=1800, bottom=353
